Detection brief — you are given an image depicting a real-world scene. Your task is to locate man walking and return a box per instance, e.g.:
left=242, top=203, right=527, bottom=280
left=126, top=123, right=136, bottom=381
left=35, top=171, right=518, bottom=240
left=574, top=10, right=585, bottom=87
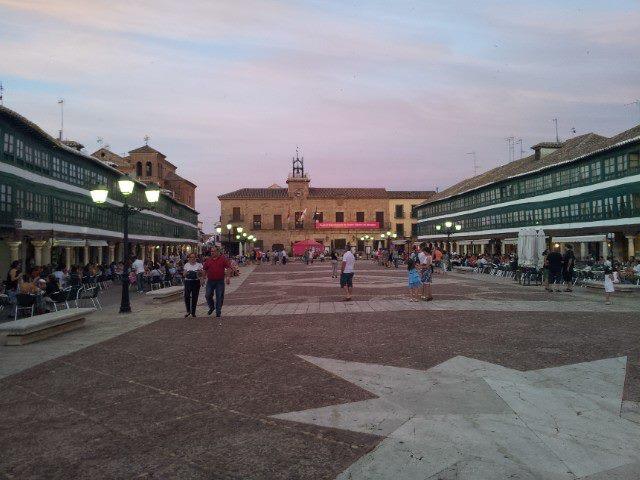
left=545, top=245, right=564, bottom=292
left=131, top=255, right=145, bottom=293
left=562, top=244, right=575, bottom=292
left=203, top=247, right=232, bottom=321
left=340, top=244, right=356, bottom=301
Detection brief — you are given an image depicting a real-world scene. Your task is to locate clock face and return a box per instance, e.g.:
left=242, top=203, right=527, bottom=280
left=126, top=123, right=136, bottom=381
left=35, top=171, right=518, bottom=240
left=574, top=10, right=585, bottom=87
left=294, top=189, right=302, bottom=197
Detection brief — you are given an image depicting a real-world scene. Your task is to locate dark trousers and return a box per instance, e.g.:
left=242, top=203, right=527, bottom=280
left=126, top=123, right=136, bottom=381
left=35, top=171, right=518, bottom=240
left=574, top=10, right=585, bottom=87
left=184, top=280, right=200, bottom=315
left=205, top=279, right=225, bottom=316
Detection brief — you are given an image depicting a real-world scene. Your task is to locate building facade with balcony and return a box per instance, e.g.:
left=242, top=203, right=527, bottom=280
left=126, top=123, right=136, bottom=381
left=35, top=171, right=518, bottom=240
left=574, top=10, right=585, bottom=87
left=0, top=106, right=200, bottom=277
left=218, top=156, right=433, bottom=254
left=414, top=125, right=640, bottom=260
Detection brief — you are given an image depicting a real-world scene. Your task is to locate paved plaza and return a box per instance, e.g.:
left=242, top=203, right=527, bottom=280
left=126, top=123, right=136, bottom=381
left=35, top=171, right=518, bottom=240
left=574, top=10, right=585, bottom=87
left=1, top=262, right=639, bottom=479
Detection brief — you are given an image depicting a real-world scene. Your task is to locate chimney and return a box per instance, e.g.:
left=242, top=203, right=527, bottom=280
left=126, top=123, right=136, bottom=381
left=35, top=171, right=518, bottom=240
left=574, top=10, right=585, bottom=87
left=531, top=142, right=563, bottom=161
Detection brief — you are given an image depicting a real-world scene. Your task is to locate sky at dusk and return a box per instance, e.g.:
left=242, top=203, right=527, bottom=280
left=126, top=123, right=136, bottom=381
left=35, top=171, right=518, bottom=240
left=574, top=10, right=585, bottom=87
left=1, top=0, right=639, bottom=230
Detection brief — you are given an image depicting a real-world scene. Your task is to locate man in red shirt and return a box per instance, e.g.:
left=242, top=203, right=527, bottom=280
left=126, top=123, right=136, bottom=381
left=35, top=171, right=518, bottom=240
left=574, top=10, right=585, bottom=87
left=202, top=247, right=232, bottom=319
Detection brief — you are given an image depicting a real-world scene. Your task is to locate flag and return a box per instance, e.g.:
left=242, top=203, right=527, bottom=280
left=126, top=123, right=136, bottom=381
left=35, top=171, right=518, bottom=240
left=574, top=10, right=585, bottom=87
left=300, top=208, right=307, bottom=221
left=286, top=207, right=291, bottom=223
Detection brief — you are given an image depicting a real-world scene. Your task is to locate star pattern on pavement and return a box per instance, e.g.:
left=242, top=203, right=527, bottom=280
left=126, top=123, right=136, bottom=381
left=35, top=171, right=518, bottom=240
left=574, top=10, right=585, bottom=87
left=272, top=355, right=640, bottom=479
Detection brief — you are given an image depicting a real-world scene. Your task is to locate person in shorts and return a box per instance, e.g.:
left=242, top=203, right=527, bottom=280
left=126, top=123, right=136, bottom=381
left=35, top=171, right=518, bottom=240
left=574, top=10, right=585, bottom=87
left=340, top=245, right=356, bottom=301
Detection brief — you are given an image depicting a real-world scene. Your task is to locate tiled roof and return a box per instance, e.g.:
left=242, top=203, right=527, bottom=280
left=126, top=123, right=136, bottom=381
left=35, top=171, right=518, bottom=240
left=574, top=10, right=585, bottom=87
left=309, top=188, right=389, bottom=198
left=218, top=188, right=289, bottom=200
left=128, top=145, right=164, bottom=155
left=423, top=125, right=640, bottom=205
left=165, top=171, right=197, bottom=187
left=387, top=190, right=435, bottom=199
left=218, top=187, right=394, bottom=200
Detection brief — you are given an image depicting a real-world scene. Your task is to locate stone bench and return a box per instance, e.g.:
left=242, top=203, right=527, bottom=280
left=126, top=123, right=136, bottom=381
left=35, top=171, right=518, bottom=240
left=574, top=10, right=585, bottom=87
left=0, top=308, right=95, bottom=346
left=453, top=266, right=474, bottom=273
left=146, top=286, right=183, bottom=304
left=582, top=280, right=640, bottom=292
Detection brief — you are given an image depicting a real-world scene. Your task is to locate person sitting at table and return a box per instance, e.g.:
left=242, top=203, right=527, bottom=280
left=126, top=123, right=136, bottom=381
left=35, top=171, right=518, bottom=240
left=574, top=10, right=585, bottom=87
left=19, top=272, right=41, bottom=295
left=44, top=274, right=60, bottom=296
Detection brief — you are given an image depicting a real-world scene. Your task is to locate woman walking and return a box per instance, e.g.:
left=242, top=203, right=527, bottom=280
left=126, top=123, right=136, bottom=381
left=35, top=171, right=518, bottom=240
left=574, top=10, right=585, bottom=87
left=331, top=251, right=339, bottom=278
left=183, top=252, right=204, bottom=317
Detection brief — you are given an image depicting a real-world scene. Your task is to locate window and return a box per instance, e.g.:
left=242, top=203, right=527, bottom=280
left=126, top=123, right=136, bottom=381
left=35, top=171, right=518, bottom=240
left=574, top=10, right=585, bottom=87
left=253, top=214, right=261, bottom=230
left=356, top=211, right=365, bottom=222
left=410, top=205, right=417, bottom=218
left=604, top=158, right=615, bottom=176
left=616, top=155, right=628, bottom=173
left=335, top=211, right=344, bottom=222
left=3, top=133, right=14, bottom=154
left=295, top=211, right=304, bottom=229
left=16, top=139, right=24, bottom=159
left=394, top=204, right=404, bottom=218
left=396, top=223, right=404, bottom=237
left=136, top=162, right=143, bottom=177
left=273, top=214, right=283, bottom=230
left=145, top=161, right=153, bottom=176
left=25, top=146, right=33, bottom=164
left=232, top=207, right=241, bottom=221
left=591, top=161, right=601, bottom=180
left=61, top=160, right=69, bottom=178
left=629, top=152, right=640, bottom=170
left=313, top=211, right=323, bottom=223
left=375, top=211, right=384, bottom=227
left=52, top=157, right=61, bottom=178
left=0, top=184, right=11, bottom=212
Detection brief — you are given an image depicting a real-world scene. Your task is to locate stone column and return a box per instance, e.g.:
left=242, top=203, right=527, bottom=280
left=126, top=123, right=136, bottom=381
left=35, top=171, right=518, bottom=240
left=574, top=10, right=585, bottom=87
left=97, top=245, right=103, bottom=265
left=150, top=246, right=155, bottom=263
left=7, top=241, right=21, bottom=262
left=601, top=241, right=609, bottom=260
left=42, top=240, right=52, bottom=265
left=463, top=244, right=468, bottom=254
left=626, top=235, right=636, bottom=260
left=108, top=243, right=115, bottom=263
left=580, top=242, right=588, bottom=260
left=31, top=240, right=47, bottom=266
left=83, top=244, right=90, bottom=265
left=140, top=244, right=146, bottom=261
left=499, top=242, right=505, bottom=255
left=65, top=246, right=72, bottom=270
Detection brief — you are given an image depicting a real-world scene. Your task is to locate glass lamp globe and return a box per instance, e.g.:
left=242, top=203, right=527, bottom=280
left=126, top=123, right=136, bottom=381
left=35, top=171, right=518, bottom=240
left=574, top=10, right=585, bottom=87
left=392, top=233, right=398, bottom=238
left=215, top=227, right=222, bottom=234
left=118, top=175, right=135, bottom=196
left=90, top=184, right=109, bottom=204
left=445, top=221, right=453, bottom=229
left=360, top=237, right=365, bottom=241
left=237, top=226, right=243, bottom=233
left=386, top=231, right=392, bottom=236
left=235, top=234, right=240, bottom=239
left=226, top=223, right=232, bottom=231
left=381, top=234, right=386, bottom=239
left=435, top=225, right=442, bottom=231
left=144, top=183, right=161, bottom=203
left=455, top=224, right=462, bottom=231
left=242, top=232, right=247, bottom=237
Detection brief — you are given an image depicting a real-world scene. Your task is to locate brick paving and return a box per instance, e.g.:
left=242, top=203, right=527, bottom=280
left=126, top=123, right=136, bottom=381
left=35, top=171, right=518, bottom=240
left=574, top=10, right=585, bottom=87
left=0, top=261, right=638, bottom=479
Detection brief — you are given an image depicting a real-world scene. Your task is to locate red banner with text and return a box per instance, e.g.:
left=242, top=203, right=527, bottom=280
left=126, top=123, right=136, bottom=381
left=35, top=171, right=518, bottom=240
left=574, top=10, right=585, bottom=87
left=315, top=222, right=380, bottom=229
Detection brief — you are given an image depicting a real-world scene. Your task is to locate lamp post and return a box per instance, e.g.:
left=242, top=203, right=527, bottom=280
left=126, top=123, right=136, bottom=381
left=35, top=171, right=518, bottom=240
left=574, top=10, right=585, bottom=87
left=435, top=220, right=462, bottom=253
left=226, top=223, right=233, bottom=243
left=91, top=177, right=160, bottom=313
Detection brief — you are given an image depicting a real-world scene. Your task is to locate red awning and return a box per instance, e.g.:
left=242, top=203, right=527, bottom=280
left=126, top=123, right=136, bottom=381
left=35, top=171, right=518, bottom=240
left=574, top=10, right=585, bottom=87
left=292, top=239, right=325, bottom=256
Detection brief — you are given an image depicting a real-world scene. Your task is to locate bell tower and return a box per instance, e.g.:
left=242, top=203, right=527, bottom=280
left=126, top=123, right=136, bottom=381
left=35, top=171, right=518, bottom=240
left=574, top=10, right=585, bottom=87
left=287, top=148, right=310, bottom=198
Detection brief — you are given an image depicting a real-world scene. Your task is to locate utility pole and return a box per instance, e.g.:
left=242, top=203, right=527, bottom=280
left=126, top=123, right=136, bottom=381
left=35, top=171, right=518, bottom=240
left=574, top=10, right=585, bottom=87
left=466, top=151, right=478, bottom=176
left=57, top=99, right=64, bottom=140
left=625, top=100, right=640, bottom=124
left=505, top=137, right=515, bottom=163
left=516, top=139, right=524, bottom=158
left=0, top=82, right=4, bottom=106
left=552, top=118, right=559, bottom=143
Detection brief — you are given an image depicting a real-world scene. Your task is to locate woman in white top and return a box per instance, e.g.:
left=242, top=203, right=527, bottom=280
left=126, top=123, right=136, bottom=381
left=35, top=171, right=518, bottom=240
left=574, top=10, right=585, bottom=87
left=183, top=253, right=204, bottom=317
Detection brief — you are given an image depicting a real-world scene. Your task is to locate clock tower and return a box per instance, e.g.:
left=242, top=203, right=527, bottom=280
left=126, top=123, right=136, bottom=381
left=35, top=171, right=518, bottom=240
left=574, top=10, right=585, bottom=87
left=287, top=149, right=310, bottom=198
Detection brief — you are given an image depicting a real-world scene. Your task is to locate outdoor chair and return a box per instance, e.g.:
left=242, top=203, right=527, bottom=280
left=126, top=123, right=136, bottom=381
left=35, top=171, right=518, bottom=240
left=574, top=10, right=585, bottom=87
left=79, top=286, right=102, bottom=309
left=46, top=290, right=69, bottom=311
left=150, top=275, right=163, bottom=290
left=66, top=285, right=84, bottom=308
left=14, top=293, right=37, bottom=321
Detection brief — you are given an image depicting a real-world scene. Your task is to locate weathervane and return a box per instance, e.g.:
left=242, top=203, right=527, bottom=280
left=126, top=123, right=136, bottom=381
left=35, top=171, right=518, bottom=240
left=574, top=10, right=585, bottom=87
left=144, top=134, right=150, bottom=146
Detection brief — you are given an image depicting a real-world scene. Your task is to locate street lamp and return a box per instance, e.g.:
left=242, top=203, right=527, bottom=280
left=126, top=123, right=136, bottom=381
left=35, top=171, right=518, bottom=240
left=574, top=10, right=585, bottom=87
left=90, top=176, right=160, bottom=313
left=435, top=220, right=462, bottom=252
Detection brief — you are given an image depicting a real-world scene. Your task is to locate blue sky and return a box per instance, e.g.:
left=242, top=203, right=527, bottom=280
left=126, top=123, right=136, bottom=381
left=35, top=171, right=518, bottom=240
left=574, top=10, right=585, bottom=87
left=1, top=0, right=639, bottom=229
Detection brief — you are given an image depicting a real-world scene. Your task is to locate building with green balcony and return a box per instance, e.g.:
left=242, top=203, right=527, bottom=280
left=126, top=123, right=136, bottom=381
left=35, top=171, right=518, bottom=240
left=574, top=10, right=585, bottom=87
left=414, top=125, right=640, bottom=261
left=0, top=106, right=200, bottom=277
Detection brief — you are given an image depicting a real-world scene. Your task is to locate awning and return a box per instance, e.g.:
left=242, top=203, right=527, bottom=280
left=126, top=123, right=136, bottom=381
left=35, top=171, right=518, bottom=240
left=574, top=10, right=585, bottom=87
left=86, top=240, right=108, bottom=247
left=502, top=238, right=518, bottom=245
left=392, top=239, right=407, bottom=245
left=52, top=238, right=86, bottom=247
left=552, top=234, right=606, bottom=243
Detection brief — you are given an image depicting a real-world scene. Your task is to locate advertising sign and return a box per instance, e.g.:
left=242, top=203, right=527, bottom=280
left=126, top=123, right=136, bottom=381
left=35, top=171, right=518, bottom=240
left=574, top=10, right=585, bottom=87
left=315, top=222, right=380, bottom=229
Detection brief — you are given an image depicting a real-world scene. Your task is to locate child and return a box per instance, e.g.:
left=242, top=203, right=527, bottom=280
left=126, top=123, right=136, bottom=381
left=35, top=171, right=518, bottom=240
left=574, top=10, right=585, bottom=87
left=604, top=266, right=615, bottom=305
left=407, top=259, right=422, bottom=302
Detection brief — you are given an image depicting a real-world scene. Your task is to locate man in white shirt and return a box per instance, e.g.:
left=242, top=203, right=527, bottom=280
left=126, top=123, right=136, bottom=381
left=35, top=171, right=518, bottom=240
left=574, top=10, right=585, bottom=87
left=340, top=244, right=356, bottom=301
left=131, top=256, right=145, bottom=293
left=417, top=244, right=433, bottom=301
